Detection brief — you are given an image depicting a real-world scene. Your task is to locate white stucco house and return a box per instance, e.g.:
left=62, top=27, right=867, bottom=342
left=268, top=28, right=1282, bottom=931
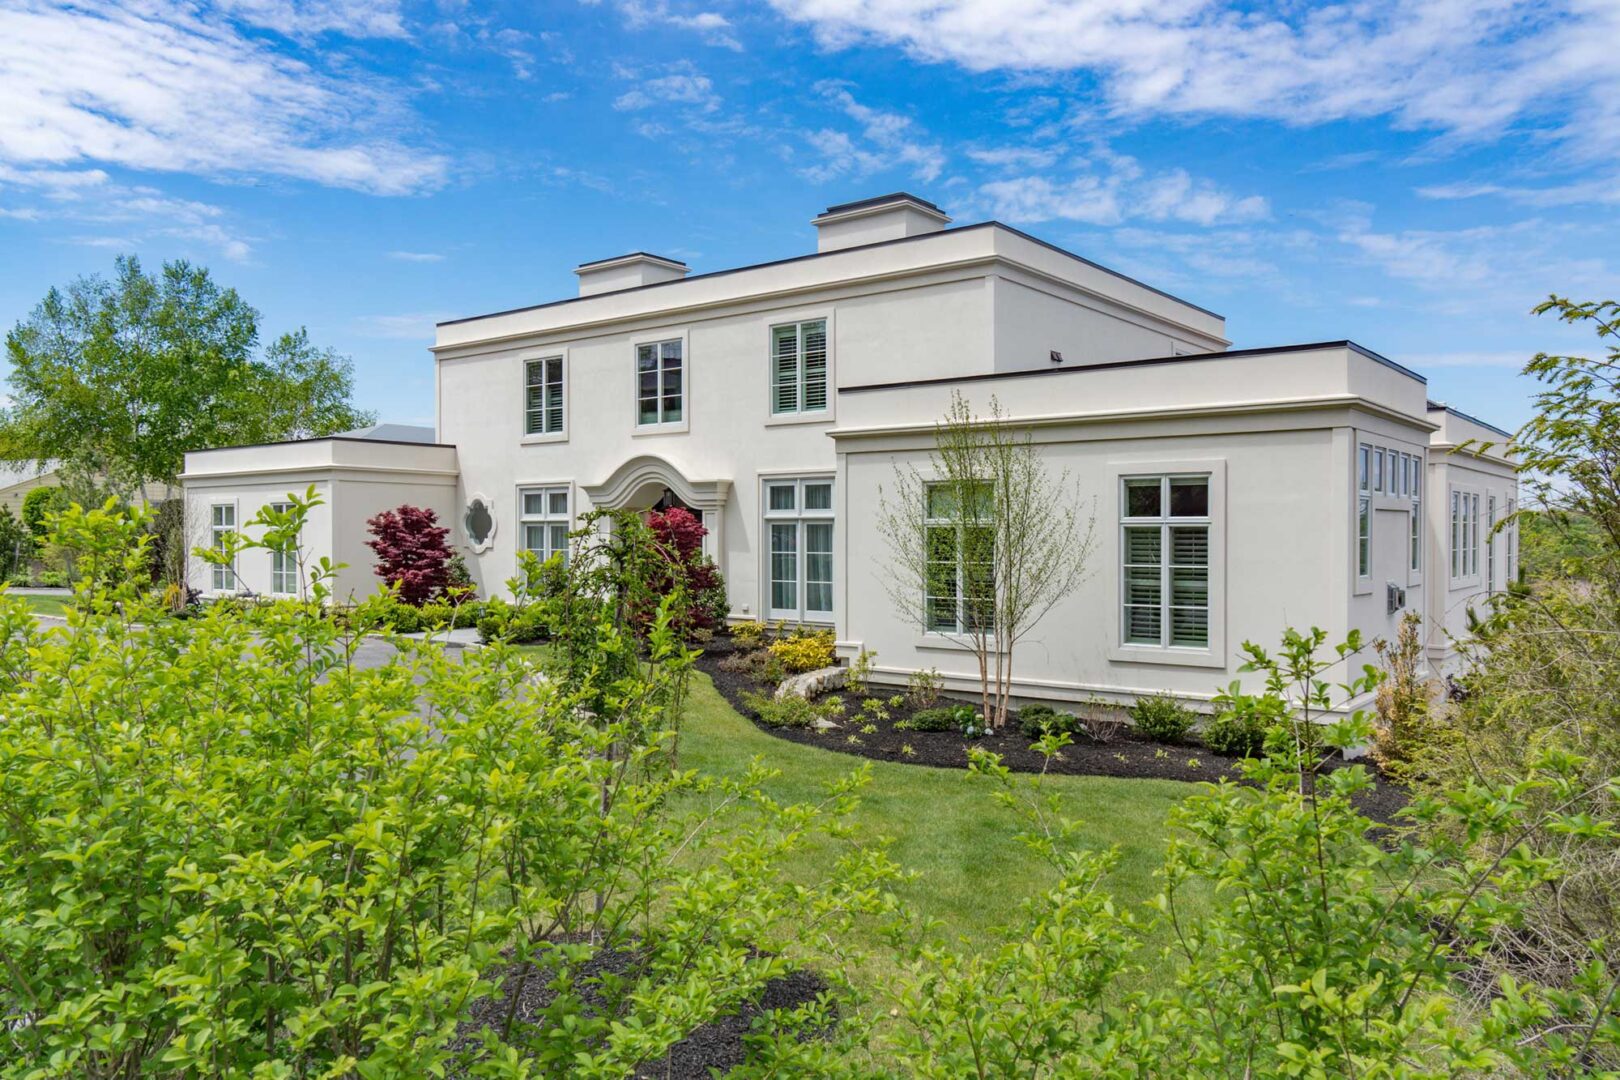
left=184, top=192, right=1517, bottom=707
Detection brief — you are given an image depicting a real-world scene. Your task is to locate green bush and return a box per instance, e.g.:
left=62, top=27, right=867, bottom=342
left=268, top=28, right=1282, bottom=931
left=1204, top=680, right=1287, bottom=757
left=475, top=597, right=549, bottom=643
left=742, top=690, right=844, bottom=729
left=1129, top=693, right=1195, bottom=743
left=906, top=704, right=977, bottom=733
left=1017, top=702, right=1079, bottom=739
left=38, top=569, right=67, bottom=588
left=0, top=497, right=895, bottom=1076
left=767, top=627, right=836, bottom=674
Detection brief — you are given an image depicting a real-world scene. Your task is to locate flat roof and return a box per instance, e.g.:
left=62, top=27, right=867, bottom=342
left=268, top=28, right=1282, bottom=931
left=188, top=435, right=457, bottom=455
left=437, top=219, right=1223, bottom=329
left=818, top=191, right=944, bottom=216
left=840, top=340, right=1426, bottom=395
left=1427, top=401, right=1513, bottom=439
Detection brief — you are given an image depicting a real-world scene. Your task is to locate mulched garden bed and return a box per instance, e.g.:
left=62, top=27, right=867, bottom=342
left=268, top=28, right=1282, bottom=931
left=451, top=940, right=829, bottom=1078
left=694, top=638, right=1410, bottom=826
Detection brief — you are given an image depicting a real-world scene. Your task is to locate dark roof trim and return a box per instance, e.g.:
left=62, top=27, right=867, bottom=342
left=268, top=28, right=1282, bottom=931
left=1426, top=401, right=1513, bottom=439
left=819, top=192, right=943, bottom=216
left=840, top=340, right=1426, bottom=395
left=437, top=220, right=1223, bottom=328
left=190, top=435, right=457, bottom=454
left=575, top=251, right=688, bottom=270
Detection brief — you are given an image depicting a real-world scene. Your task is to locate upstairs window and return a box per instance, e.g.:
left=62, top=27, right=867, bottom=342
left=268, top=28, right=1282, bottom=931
left=525, top=357, right=565, bottom=436
left=1122, top=475, right=1210, bottom=650
left=770, top=319, right=828, bottom=417
left=636, top=339, right=684, bottom=427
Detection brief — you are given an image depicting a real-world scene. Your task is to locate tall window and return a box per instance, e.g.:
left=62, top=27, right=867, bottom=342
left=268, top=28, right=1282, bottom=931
left=1450, top=490, right=1461, bottom=578
left=269, top=500, right=297, bottom=595
left=764, top=477, right=834, bottom=622
left=925, top=481, right=994, bottom=635
left=1356, top=444, right=1371, bottom=578
left=1122, top=475, right=1210, bottom=649
left=1470, top=493, right=1481, bottom=578
left=519, top=486, right=570, bottom=564
left=1409, top=454, right=1422, bottom=573
left=636, top=340, right=683, bottom=426
left=770, top=319, right=828, bottom=417
left=524, top=356, right=564, bottom=436
left=1486, top=495, right=1497, bottom=592
left=1506, top=497, right=1517, bottom=581
left=210, top=503, right=236, bottom=592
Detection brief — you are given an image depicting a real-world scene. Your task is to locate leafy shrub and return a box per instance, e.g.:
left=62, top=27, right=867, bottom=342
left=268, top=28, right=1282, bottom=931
left=475, top=597, right=549, bottom=643
left=906, top=666, right=943, bottom=709
left=1370, top=611, right=1437, bottom=776
left=1129, top=693, right=1195, bottom=743
left=846, top=647, right=876, bottom=695
left=0, top=497, right=897, bottom=1077
left=38, top=569, right=67, bottom=588
left=1202, top=702, right=1270, bottom=757
left=768, top=627, right=835, bottom=674
left=365, top=503, right=452, bottom=604
left=742, top=690, right=844, bottom=729
left=1016, top=702, right=1081, bottom=739
left=644, top=507, right=725, bottom=634
left=905, top=704, right=978, bottom=733
left=731, top=620, right=767, bottom=647
left=717, top=648, right=768, bottom=678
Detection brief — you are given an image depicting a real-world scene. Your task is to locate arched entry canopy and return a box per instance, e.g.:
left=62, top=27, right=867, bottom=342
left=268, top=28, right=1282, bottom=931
left=581, top=455, right=733, bottom=562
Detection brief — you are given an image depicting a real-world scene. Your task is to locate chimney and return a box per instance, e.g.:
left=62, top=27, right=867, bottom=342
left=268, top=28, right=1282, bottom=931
left=574, top=252, right=688, bottom=297
left=811, top=193, right=950, bottom=253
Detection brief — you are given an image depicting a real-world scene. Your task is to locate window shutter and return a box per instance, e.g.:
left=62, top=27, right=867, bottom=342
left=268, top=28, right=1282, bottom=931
left=802, top=321, right=827, bottom=411
left=772, top=326, right=799, bottom=413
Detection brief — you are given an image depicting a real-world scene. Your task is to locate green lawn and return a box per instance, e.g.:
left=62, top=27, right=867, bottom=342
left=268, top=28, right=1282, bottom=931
left=12, top=593, right=71, bottom=617
left=673, top=669, right=1210, bottom=990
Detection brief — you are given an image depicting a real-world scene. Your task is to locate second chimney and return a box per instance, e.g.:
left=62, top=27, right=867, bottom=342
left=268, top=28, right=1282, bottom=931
left=811, top=193, right=949, bottom=253
left=574, top=252, right=688, bottom=297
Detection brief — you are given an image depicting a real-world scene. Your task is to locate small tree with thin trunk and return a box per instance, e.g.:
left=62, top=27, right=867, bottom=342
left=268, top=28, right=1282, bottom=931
left=877, top=392, right=1096, bottom=729
left=365, top=504, right=451, bottom=605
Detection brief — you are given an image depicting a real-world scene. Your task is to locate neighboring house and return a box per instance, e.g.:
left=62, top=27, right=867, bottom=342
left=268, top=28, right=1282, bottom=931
left=186, top=193, right=1518, bottom=707
left=181, top=424, right=457, bottom=600
left=0, top=461, right=57, bottom=516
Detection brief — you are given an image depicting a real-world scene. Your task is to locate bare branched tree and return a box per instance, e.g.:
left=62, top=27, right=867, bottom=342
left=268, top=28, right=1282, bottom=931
left=877, top=392, right=1096, bottom=728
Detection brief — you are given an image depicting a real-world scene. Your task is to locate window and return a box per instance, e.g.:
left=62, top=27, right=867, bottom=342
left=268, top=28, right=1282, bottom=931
left=524, top=357, right=564, bottom=436
left=924, top=481, right=994, bottom=635
left=770, top=319, right=828, bottom=417
left=764, top=477, right=834, bottom=621
left=269, top=500, right=297, bottom=595
left=1372, top=448, right=1384, bottom=494
left=210, top=503, right=236, bottom=592
left=1357, top=444, right=1371, bottom=578
left=636, top=339, right=683, bottom=427
left=1450, top=490, right=1461, bottom=578
left=1486, top=495, right=1497, bottom=592
left=1506, top=497, right=1517, bottom=581
left=1410, top=454, right=1422, bottom=573
left=1122, top=475, right=1210, bottom=649
left=518, top=486, right=570, bottom=564
left=1471, top=493, right=1481, bottom=578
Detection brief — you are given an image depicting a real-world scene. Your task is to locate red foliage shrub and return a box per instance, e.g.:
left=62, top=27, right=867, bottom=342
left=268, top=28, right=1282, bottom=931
left=365, top=505, right=452, bottom=605
left=644, top=507, right=725, bottom=632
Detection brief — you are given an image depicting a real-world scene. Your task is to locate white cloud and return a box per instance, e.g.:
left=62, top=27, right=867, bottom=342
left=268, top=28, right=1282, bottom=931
left=387, top=250, right=446, bottom=263
left=611, top=1, right=743, bottom=49
left=1417, top=176, right=1620, bottom=207
left=0, top=0, right=448, bottom=195
left=967, top=146, right=1060, bottom=169
left=1404, top=350, right=1530, bottom=369
left=805, top=81, right=945, bottom=183
left=353, top=313, right=455, bottom=340
left=614, top=72, right=720, bottom=112
left=765, top=0, right=1620, bottom=160
left=0, top=168, right=254, bottom=260
left=975, top=159, right=1268, bottom=227
left=213, top=0, right=408, bottom=39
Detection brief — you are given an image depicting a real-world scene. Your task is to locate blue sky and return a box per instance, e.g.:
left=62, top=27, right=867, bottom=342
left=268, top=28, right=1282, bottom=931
left=2, top=0, right=1618, bottom=433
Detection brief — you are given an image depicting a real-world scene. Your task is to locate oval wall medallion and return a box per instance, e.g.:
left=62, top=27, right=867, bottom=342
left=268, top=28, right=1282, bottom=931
left=464, top=495, right=496, bottom=553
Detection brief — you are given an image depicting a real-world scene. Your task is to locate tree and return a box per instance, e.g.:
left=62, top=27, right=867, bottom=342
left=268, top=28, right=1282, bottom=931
left=878, top=392, right=1096, bottom=729
left=1, top=255, right=373, bottom=500
left=365, top=504, right=452, bottom=605
left=0, top=504, right=25, bottom=580
left=644, top=506, right=726, bottom=633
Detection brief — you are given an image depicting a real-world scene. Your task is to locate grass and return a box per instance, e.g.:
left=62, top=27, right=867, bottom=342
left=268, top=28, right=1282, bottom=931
left=515, top=643, right=1210, bottom=989
left=13, top=593, right=71, bottom=617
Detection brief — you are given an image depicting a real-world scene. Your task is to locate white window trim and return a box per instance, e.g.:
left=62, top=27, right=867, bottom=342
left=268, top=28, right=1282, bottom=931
left=1448, top=484, right=1485, bottom=587
left=517, top=482, right=573, bottom=564
left=760, top=474, right=836, bottom=625
left=631, top=331, right=690, bottom=435
left=764, top=310, right=835, bottom=427
left=1408, top=452, right=1424, bottom=586
left=208, top=500, right=239, bottom=595
left=1356, top=442, right=1372, bottom=587
left=915, top=478, right=999, bottom=643
left=268, top=500, right=298, bottom=596
left=1107, top=458, right=1226, bottom=669
left=519, top=347, right=569, bottom=445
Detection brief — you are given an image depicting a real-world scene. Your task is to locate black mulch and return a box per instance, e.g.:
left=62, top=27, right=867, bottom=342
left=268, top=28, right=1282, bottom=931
left=451, top=941, right=829, bottom=1078
left=694, top=640, right=1410, bottom=827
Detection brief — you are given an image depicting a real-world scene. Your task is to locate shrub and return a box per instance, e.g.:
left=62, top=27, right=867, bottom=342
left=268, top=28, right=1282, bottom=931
left=906, top=666, right=943, bottom=709
left=475, top=597, right=549, bottom=644
left=905, top=704, right=978, bottom=733
left=1370, top=612, right=1436, bottom=776
left=1017, top=703, right=1079, bottom=739
left=731, top=620, right=767, bottom=647
left=1076, top=715, right=1125, bottom=743
left=717, top=648, right=769, bottom=678
left=0, top=497, right=896, bottom=1077
left=1202, top=701, right=1271, bottom=757
left=742, top=690, right=844, bottom=729
left=768, top=627, right=835, bottom=674
left=846, top=647, right=876, bottom=695
left=1129, top=693, right=1195, bottom=743
left=38, top=569, right=67, bottom=588
left=644, top=507, right=725, bottom=634
left=365, top=503, right=452, bottom=605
